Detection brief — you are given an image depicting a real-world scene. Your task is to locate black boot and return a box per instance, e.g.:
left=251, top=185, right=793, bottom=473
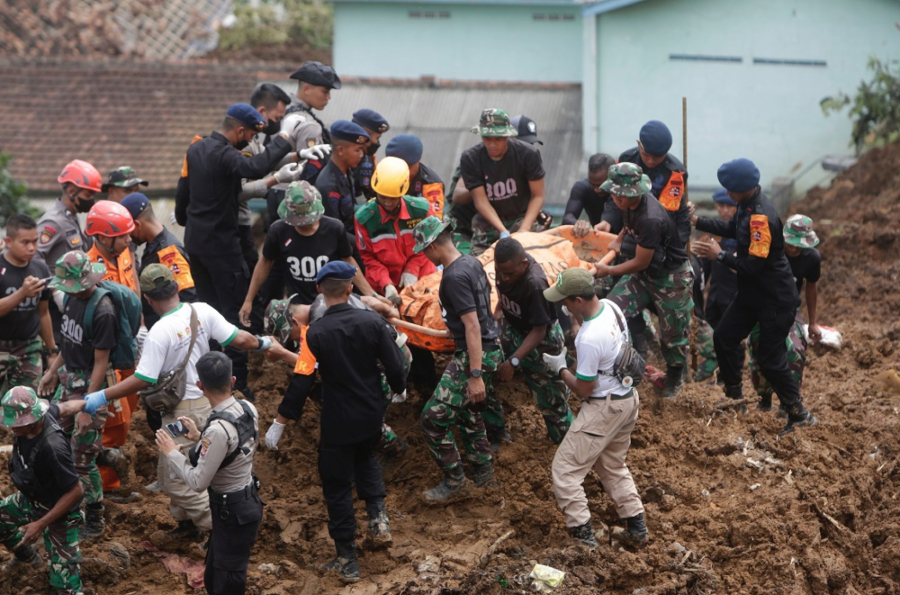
left=755, top=393, right=773, bottom=412
left=716, top=383, right=748, bottom=414
left=663, top=366, right=684, bottom=399
left=472, top=459, right=497, bottom=488
left=622, top=513, right=648, bottom=547
left=365, top=501, right=392, bottom=548
left=779, top=404, right=818, bottom=437
left=324, top=541, right=360, bottom=583
left=631, top=332, right=649, bottom=360
left=486, top=425, right=512, bottom=452
left=5, top=544, right=42, bottom=570
left=569, top=522, right=598, bottom=548
left=423, top=466, right=469, bottom=502
left=82, top=503, right=105, bottom=540
left=166, top=519, right=204, bottom=542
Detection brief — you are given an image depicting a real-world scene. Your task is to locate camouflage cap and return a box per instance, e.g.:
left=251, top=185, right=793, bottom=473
left=600, top=163, right=652, bottom=198
left=278, top=181, right=325, bottom=227
left=140, top=263, right=176, bottom=292
left=264, top=295, right=298, bottom=344
left=102, top=166, right=148, bottom=192
left=1, top=386, right=50, bottom=428
left=471, top=108, right=518, bottom=138
left=412, top=215, right=451, bottom=253
left=784, top=214, right=819, bottom=248
left=543, top=267, right=595, bottom=302
left=48, top=251, right=106, bottom=294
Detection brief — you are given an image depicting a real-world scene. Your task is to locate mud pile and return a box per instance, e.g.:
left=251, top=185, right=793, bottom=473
left=3, top=144, right=900, bottom=594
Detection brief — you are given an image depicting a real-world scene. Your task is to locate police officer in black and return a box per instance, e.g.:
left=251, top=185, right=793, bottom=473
left=175, top=103, right=296, bottom=399
left=305, top=261, right=406, bottom=583
left=692, top=159, right=817, bottom=435
left=155, top=351, right=261, bottom=595
left=352, top=109, right=390, bottom=200
left=315, top=120, right=371, bottom=239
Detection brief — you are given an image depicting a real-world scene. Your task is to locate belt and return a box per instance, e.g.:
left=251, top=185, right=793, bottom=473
left=590, top=388, right=635, bottom=401
left=208, top=481, right=256, bottom=506
left=454, top=340, right=501, bottom=353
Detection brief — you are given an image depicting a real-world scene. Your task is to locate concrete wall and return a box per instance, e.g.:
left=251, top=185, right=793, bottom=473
left=334, top=2, right=583, bottom=82
left=591, top=0, right=900, bottom=196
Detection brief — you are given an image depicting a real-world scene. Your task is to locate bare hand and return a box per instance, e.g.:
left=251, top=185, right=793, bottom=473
left=238, top=302, right=252, bottom=328
left=178, top=416, right=201, bottom=442
left=38, top=371, right=59, bottom=397
left=20, top=276, right=46, bottom=299
left=496, top=360, right=515, bottom=382
left=74, top=412, right=92, bottom=435
left=572, top=220, right=592, bottom=238
left=607, top=240, right=621, bottom=255
left=688, top=201, right=698, bottom=225
left=20, top=521, right=44, bottom=546
left=466, top=376, right=486, bottom=404
left=593, top=263, right=613, bottom=279
left=594, top=221, right=611, bottom=234
left=155, top=429, right=178, bottom=455
left=808, top=323, right=823, bottom=342
left=691, top=238, right=722, bottom=260
left=265, top=342, right=289, bottom=362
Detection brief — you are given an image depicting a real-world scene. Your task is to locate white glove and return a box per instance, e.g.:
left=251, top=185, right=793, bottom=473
left=542, top=347, right=568, bottom=375
left=384, top=284, right=401, bottom=306
left=279, top=113, right=302, bottom=140
left=136, top=326, right=148, bottom=349
left=390, top=390, right=408, bottom=404
left=169, top=212, right=178, bottom=226
left=265, top=420, right=286, bottom=450
left=299, top=144, right=331, bottom=162
left=400, top=272, right=418, bottom=289
left=274, top=162, right=302, bottom=184
left=499, top=230, right=511, bottom=239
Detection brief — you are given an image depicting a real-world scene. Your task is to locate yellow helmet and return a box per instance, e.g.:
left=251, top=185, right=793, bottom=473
left=372, top=156, right=410, bottom=198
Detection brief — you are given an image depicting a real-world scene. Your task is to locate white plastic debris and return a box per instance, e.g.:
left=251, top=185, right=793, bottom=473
left=750, top=483, right=761, bottom=491
left=530, top=564, right=565, bottom=591
left=805, top=324, right=842, bottom=349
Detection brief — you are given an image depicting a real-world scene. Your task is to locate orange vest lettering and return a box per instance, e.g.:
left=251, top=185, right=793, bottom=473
left=659, top=171, right=685, bottom=212
left=423, top=182, right=445, bottom=218
left=293, top=325, right=318, bottom=376
left=157, top=245, right=195, bottom=291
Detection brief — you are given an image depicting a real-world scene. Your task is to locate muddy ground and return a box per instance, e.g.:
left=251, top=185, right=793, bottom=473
left=3, top=143, right=900, bottom=594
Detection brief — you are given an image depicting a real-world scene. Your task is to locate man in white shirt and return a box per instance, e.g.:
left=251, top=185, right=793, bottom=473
left=542, top=267, right=647, bottom=549
left=82, top=264, right=273, bottom=539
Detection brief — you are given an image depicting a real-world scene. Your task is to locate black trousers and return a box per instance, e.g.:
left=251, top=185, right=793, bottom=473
left=705, top=300, right=730, bottom=330
left=238, top=225, right=267, bottom=334
left=205, top=489, right=263, bottom=595
left=318, top=435, right=385, bottom=544
left=714, top=299, right=800, bottom=409
left=190, top=252, right=250, bottom=388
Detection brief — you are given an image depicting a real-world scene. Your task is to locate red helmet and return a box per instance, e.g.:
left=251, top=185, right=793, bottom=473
left=85, top=201, right=135, bottom=237
left=58, top=159, right=102, bottom=193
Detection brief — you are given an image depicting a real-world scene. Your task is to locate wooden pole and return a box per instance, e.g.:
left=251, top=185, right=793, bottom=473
left=684, top=96, right=699, bottom=375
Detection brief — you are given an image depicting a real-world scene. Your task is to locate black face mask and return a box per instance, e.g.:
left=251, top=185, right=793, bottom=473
left=366, top=141, right=381, bottom=157
left=235, top=140, right=250, bottom=151
left=72, top=194, right=94, bottom=213
left=263, top=119, right=281, bottom=136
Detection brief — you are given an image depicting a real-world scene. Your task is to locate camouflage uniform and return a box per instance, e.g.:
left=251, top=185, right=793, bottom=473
left=377, top=342, right=412, bottom=453
left=694, top=318, right=719, bottom=382
left=0, top=338, right=44, bottom=394
left=748, top=317, right=807, bottom=399
left=500, top=321, right=573, bottom=443
left=421, top=348, right=503, bottom=471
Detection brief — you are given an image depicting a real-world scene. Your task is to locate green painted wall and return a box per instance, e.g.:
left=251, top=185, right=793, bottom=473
left=593, top=0, right=900, bottom=193
left=334, top=2, right=582, bottom=82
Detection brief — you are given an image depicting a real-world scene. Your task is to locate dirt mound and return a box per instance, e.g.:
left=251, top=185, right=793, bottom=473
left=3, top=144, right=900, bottom=594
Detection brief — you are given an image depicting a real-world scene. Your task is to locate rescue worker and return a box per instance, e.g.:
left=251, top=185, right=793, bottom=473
left=385, top=134, right=446, bottom=219
left=240, top=182, right=372, bottom=320
left=541, top=268, right=647, bottom=548
left=101, top=166, right=148, bottom=203
left=414, top=216, right=501, bottom=501
left=493, top=237, right=573, bottom=443
left=562, top=153, right=620, bottom=237
left=0, top=386, right=88, bottom=595
left=352, top=109, right=390, bottom=200
left=0, top=214, right=54, bottom=393
left=315, top=120, right=371, bottom=240
left=174, top=102, right=296, bottom=401
left=155, top=352, right=262, bottom=595
left=691, top=158, right=817, bottom=436
left=460, top=108, right=546, bottom=255
left=304, top=261, right=406, bottom=583
left=283, top=61, right=342, bottom=184
left=81, top=264, right=273, bottom=541
left=592, top=163, right=693, bottom=399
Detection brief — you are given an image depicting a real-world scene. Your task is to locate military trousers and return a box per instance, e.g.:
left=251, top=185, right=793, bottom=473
left=55, top=368, right=109, bottom=506
left=0, top=337, right=43, bottom=394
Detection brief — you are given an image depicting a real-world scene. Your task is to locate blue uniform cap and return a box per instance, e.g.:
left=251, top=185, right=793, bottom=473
left=385, top=134, right=424, bottom=166
left=316, top=260, right=357, bottom=284
left=226, top=103, right=266, bottom=131
left=639, top=120, right=673, bottom=156
left=330, top=120, right=370, bottom=145
left=352, top=109, right=390, bottom=134
left=717, top=159, right=761, bottom=193
left=712, top=188, right=737, bottom=206
left=120, top=192, right=151, bottom=219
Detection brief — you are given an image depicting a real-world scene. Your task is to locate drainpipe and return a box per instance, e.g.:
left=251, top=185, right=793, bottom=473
left=582, top=11, right=598, bottom=156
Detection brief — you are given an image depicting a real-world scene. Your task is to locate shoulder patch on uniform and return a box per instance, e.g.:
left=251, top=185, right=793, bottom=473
left=748, top=214, right=772, bottom=258
left=40, top=226, right=57, bottom=244
left=307, top=139, right=317, bottom=148
left=199, top=437, right=212, bottom=458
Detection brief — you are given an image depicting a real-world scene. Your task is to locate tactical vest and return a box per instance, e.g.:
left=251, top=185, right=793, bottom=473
left=10, top=419, right=66, bottom=508
left=189, top=400, right=258, bottom=470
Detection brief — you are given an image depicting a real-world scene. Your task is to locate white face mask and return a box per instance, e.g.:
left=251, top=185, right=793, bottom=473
left=561, top=305, right=572, bottom=317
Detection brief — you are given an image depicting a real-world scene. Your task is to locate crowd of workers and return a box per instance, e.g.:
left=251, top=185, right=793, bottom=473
left=0, top=60, right=821, bottom=593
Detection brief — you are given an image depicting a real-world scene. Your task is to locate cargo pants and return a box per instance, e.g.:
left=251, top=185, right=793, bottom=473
left=694, top=318, right=719, bottom=382
left=0, top=338, right=43, bottom=394
left=378, top=341, right=413, bottom=453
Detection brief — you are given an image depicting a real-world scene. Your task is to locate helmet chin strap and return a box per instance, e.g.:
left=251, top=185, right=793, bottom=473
left=98, top=235, right=123, bottom=259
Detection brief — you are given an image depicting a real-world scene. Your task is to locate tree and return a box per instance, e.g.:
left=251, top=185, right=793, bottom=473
left=219, top=0, right=333, bottom=51
left=0, top=153, right=39, bottom=229
left=821, top=57, right=900, bottom=154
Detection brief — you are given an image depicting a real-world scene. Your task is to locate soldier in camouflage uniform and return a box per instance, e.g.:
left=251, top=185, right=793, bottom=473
left=101, top=166, right=149, bottom=203
left=594, top=163, right=693, bottom=399
left=0, top=386, right=88, bottom=595
left=37, top=252, right=113, bottom=540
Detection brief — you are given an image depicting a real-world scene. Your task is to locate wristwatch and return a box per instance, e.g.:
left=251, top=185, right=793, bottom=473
left=509, top=356, right=521, bottom=368
left=470, top=369, right=484, bottom=378
left=716, top=251, right=726, bottom=262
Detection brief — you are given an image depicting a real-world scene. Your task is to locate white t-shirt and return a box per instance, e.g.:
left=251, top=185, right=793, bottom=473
left=574, top=300, right=630, bottom=398
left=135, top=302, right=239, bottom=401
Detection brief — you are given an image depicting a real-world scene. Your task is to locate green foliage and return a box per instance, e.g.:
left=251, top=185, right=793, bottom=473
left=219, top=0, right=333, bottom=51
left=822, top=57, right=900, bottom=153
left=0, top=153, right=39, bottom=229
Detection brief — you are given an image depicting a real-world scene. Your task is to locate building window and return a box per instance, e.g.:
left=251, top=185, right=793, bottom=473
left=408, top=10, right=451, bottom=19
left=532, top=13, right=575, bottom=21
left=753, top=58, right=826, bottom=67
left=669, top=54, right=742, bottom=63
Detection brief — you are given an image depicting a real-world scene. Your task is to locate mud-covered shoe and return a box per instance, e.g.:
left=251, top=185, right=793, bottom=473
left=755, top=393, right=773, bottom=412
left=5, top=544, right=42, bottom=570
left=779, top=406, right=818, bottom=437
left=423, top=467, right=469, bottom=502
left=166, top=520, right=204, bottom=542
left=472, top=460, right=497, bottom=488
left=622, top=513, right=649, bottom=547
left=81, top=503, right=105, bottom=540
left=663, top=367, right=684, bottom=399
left=323, top=541, right=360, bottom=583
left=569, top=522, right=598, bottom=548
left=487, top=425, right=512, bottom=452
left=776, top=404, right=789, bottom=419
left=97, top=447, right=130, bottom=480
left=365, top=503, right=392, bottom=548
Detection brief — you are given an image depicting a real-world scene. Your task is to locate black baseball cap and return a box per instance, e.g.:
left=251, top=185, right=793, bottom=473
left=290, top=61, right=342, bottom=90
left=511, top=115, right=543, bottom=145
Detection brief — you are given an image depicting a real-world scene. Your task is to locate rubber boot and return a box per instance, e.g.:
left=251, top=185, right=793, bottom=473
left=569, top=522, right=598, bottom=548
left=166, top=519, right=204, bottom=542
left=487, top=425, right=512, bottom=453
left=663, top=366, right=684, bottom=399
left=622, top=512, right=649, bottom=547
left=779, top=403, right=818, bottom=437
left=423, top=466, right=469, bottom=502
left=365, top=501, right=392, bottom=548
left=755, top=393, right=773, bottom=412
left=5, top=544, right=42, bottom=570
left=82, top=503, right=105, bottom=540
left=472, top=459, right=497, bottom=488
left=324, top=541, right=360, bottom=583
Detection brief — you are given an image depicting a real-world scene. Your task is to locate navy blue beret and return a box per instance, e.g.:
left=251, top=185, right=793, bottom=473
left=317, top=260, right=357, bottom=284
left=639, top=120, right=672, bottom=156
left=120, top=193, right=151, bottom=219
left=352, top=109, right=390, bottom=134
left=226, top=103, right=265, bottom=131
left=330, top=120, right=370, bottom=144
left=385, top=134, right=424, bottom=165
left=717, top=159, right=760, bottom=193
left=712, top=188, right=737, bottom=206
left=290, top=61, right=342, bottom=89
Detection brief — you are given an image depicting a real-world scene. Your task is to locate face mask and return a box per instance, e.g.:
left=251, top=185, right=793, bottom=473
left=235, top=140, right=250, bottom=151
left=73, top=194, right=94, bottom=213
left=263, top=119, right=281, bottom=136
left=366, top=141, right=380, bottom=157
left=561, top=305, right=572, bottom=318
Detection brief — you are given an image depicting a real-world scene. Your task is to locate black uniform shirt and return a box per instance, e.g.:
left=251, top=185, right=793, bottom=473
left=0, top=254, right=50, bottom=341
left=496, top=254, right=555, bottom=333
left=563, top=179, right=622, bottom=232
left=354, top=154, right=376, bottom=200
left=316, top=161, right=359, bottom=237
left=140, top=227, right=198, bottom=328
left=619, top=147, right=691, bottom=244
left=621, top=193, right=687, bottom=271
left=13, top=404, right=81, bottom=510
left=439, top=254, right=499, bottom=350
left=262, top=217, right=352, bottom=304
left=788, top=248, right=821, bottom=294
left=176, top=131, right=291, bottom=257
left=306, top=303, right=406, bottom=445
left=61, top=294, right=117, bottom=371
left=460, top=139, right=545, bottom=221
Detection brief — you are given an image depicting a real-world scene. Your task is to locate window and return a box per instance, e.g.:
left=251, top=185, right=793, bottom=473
left=669, top=54, right=742, bottom=63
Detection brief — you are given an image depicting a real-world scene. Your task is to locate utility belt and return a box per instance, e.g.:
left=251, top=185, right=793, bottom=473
left=208, top=475, right=260, bottom=508
left=590, top=387, right=635, bottom=401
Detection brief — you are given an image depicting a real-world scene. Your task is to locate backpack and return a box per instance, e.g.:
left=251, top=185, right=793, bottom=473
left=66, top=280, right=142, bottom=370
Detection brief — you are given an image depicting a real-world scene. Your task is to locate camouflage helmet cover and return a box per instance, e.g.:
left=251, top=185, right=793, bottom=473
left=1, top=387, right=50, bottom=428
left=412, top=215, right=451, bottom=253
left=265, top=295, right=298, bottom=344
left=600, top=163, right=652, bottom=198
left=784, top=214, right=819, bottom=248
left=48, top=250, right=106, bottom=294
left=278, top=181, right=325, bottom=227
left=471, top=108, right=518, bottom=138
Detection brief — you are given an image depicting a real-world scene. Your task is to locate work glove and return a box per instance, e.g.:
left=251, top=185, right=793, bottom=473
left=384, top=284, right=401, bottom=307
left=299, top=144, right=332, bottom=162
left=542, top=347, right=568, bottom=376
left=136, top=326, right=148, bottom=349
left=83, top=390, right=108, bottom=415
left=499, top=230, right=511, bottom=239
left=169, top=212, right=178, bottom=226
left=255, top=336, right=274, bottom=351
left=390, top=390, right=408, bottom=404
left=274, top=162, right=302, bottom=184
left=265, top=420, right=286, bottom=450
left=399, top=272, right=418, bottom=289
left=278, top=113, right=302, bottom=140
